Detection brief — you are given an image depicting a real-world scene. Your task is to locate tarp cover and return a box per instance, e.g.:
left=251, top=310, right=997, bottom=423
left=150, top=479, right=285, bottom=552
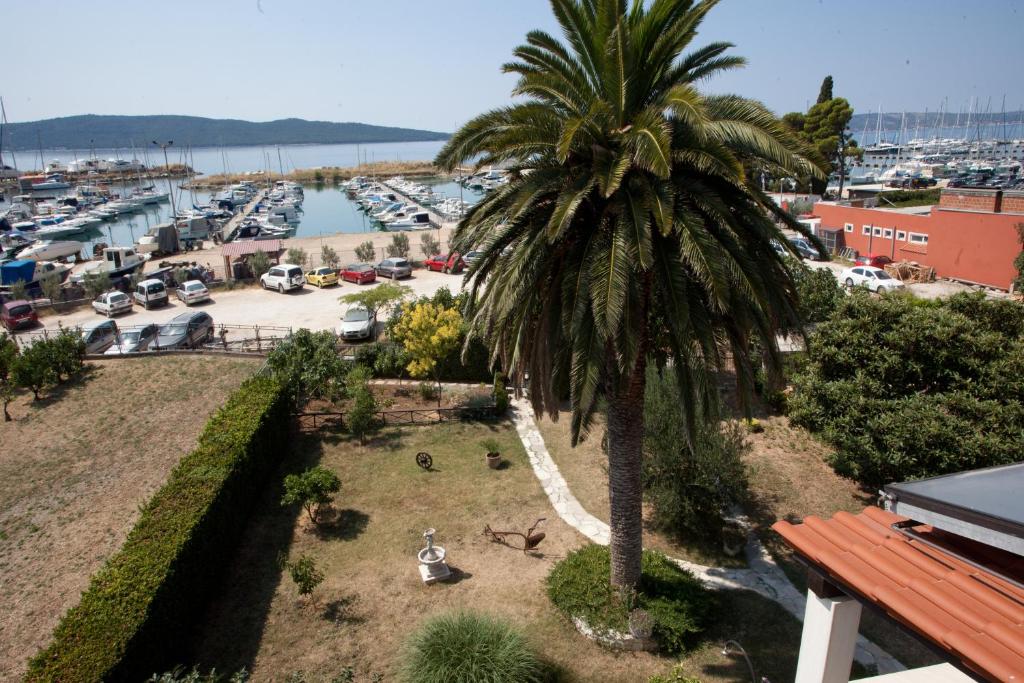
left=0, top=260, right=36, bottom=285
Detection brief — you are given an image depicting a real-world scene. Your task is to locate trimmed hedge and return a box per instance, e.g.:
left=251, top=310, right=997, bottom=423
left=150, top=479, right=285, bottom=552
left=25, top=374, right=289, bottom=682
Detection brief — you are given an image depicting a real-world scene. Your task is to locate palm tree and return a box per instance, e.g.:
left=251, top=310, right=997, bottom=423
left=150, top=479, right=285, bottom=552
left=436, top=0, right=822, bottom=588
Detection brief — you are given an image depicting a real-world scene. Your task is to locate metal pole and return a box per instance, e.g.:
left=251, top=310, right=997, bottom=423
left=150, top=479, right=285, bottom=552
left=152, top=141, right=176, bottom=215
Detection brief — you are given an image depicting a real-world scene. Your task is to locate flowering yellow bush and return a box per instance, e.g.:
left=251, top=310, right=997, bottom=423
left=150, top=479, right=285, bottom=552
left=392, top=302, right=463, bottom=382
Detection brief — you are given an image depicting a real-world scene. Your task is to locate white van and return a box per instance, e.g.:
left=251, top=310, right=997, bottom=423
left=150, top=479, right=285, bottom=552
left=259, top=264, right=305, bottom=293
left=134, top=278, right=168, bottom=309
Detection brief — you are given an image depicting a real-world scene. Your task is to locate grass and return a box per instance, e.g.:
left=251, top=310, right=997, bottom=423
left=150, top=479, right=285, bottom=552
left=0, top=355, right=258, bottom=680
left=874, top=188, right=941, bottom=208
left=189, top=420, right=809, bottom=683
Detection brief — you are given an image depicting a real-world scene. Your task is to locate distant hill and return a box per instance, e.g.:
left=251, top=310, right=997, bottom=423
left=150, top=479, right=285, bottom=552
left=0, top=115, right=450, bottom=150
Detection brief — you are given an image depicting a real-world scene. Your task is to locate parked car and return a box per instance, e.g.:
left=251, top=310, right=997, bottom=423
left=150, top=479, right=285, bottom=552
left=462, top=250, right=483, bottom=267
left=134, top=279, right=168, bottom=310
left=375, top=257, right=412, bottom=280
left=340, top=263, right=377, bottom=285
left=339, top=305, right=376, bottom=341
left=260, top=264, right=305, bottom=293
left=424, top=252, right=465, bottom=274
left=854, top=254, right=893, bottom=269
left=305, top=267, right=339, bottom=288
left=838, top=265, right=905, bottom=293
left=176, top=280, right=211, bottom=306
left=80, top=320, right=119, bottom=354
left=105, top=323, right=159, bottom=355
left=154, top=311, right=215, bottom=349
left=787, top=237, right=820, bottom=260
left=92, top=291, right=133, bottom=317
left=1, top=300, right=38, bottom=331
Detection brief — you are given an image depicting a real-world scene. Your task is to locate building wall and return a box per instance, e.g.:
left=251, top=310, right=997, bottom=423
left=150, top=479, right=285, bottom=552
left=812, top=203, right=1024, bottom=290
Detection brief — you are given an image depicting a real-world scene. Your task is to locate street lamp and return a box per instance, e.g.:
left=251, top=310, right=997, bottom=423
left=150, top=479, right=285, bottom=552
left=152, top=140, right=176, bottom=213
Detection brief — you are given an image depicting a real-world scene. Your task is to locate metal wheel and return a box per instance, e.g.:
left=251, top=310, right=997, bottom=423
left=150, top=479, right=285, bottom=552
left=416, top=452, right=433, bottom=470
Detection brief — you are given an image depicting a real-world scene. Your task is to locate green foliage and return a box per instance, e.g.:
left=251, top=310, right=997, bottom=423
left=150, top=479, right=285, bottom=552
left=493, top=372, right=510, bottom=414
left=419, top=231, right=440, bottom=259
left=418, top=380, right=437, bottom=402
left=547, top=545, right=711, bottom=654
left=287, top=247, right=309, bottom=267
left=643, top=366, right=748, bottom=543
left=790, top=292, right=1024, bottom=487
left=876, top=188, right=941, bottom=208
left=82, top=271, right=112, bottom=298
left=393, top=301, right=463, bottom=399
left=352, top=341, right=491, bottom=383
left=479, top=438, right=501, bottom=454
left=8, top=278, right=29, bottom=302
left=173, top=267, right=191, bottom=287
left=647, top=667, right=702, bottom=683
left=12, top=340, right=55, bottom=400
left=339, top=281, right=412, bottom=320
left=816, top=75, right=833, bottom=104
left=355, top=240, right=377, bottom=263
left=147, top=667, right=249, bottom=683
left=373, top=343, right=409, bottom=381
left=321, top=244, right=340, bottom=270
left=1016, top=223, right=1024, bottom=292
left=247, top=250, right=272, bottom=278
left=267, top=329, right=349, bottom=408
left=401, top=611, right=545, bottom=683
left=345, top=365, right=380, bottom=443
left=26, top=376, right=289, bottom=682
left=0, top=332, right=17, bottom=383
left=386, top=232, right=410, bottom=259
left=40, top=274, right=63, bottom=304
left=283, top=554, right=325, bottom=599
left=281, top=466, right=342, bottom=525
left=788, top=257, right=844, bottom=326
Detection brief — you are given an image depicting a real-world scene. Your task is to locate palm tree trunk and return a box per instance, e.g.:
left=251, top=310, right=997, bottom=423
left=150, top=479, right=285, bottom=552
left=605, top=353, right=646, bottom=589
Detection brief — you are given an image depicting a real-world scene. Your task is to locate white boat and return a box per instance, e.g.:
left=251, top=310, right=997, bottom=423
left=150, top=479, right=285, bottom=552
left=31, top=222, right=90, bottom=239
left=386, top=211, right=433, bottom=231
left=18, top=240, right=84, bottom=262
left=71, top=247, right=148, bottom=283
left=132, top=190, right=169, bottom=204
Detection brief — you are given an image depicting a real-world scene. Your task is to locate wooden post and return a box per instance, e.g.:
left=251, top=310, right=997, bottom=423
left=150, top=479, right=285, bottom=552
left=795, top=575, right=862, bottom=683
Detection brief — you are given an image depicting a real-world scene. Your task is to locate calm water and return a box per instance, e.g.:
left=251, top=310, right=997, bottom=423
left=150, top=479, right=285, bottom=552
left=3, top=141, right=485, bottom=251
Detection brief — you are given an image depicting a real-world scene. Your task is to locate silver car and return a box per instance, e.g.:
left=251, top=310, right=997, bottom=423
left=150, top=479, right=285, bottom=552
left=176, top=280, right=211, bottom=306
left=375, top=257, right=412, bottom=280
left=339, top=306, right=376, bottom=341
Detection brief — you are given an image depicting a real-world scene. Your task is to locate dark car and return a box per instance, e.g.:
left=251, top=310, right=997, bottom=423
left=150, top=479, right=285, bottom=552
left=375, top=257, right=412, bottom=280
left=854, top=254, right=893, bottom=269
left=424, top=252, right=465, bottom=274
left=787, top=238, right=820, bottom=260
left=340, top=263, right=377, bottom=285
left=1, top=300, right=38, bottom=331
left=154, top=311, right=214, bottom=349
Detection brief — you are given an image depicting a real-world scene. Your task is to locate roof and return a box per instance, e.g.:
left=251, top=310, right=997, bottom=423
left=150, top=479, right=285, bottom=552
left=220, top=239, right=282, bottom=259
left=774, top=507, right=1024, bottom=682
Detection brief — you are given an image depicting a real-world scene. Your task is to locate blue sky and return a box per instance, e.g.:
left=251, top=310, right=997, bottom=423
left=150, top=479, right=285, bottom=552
left=4, top=0, right=1022, bottom=131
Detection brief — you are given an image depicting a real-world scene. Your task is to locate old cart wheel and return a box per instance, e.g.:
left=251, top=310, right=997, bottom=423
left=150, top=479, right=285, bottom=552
left=416, top=451, right=433, bottom=470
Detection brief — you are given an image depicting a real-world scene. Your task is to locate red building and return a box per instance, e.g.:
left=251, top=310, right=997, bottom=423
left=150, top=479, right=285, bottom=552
left=812, top=188, right=1024, bottom=290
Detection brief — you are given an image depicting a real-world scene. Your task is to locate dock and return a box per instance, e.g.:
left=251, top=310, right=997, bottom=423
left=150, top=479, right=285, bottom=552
left=378, top=180, right=462, bottom=230
left=218, top=189, right=268, bottom=240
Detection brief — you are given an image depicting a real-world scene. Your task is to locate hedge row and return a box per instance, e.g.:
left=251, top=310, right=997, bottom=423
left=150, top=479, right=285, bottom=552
left=25, top=374, right=290, bottom=682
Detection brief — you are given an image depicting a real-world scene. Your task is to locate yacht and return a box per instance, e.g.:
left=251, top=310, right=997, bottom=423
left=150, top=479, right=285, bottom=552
left=386, top=211, right=433, bottom=231
left=17, top=240, right=84, bottom=262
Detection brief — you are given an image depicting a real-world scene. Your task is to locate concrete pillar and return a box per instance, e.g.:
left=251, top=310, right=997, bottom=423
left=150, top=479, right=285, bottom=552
left=795, top=588, right=863, bottom=683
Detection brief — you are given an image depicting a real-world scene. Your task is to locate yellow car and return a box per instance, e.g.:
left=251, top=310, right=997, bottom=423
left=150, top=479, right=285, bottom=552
left=305, top=267, right=339, bottom=288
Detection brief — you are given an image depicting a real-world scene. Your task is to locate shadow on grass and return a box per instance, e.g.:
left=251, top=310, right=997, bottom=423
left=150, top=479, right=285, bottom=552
left=32, top=364, right=98, bottom=407
left=321, top=594, right=366, bottom=626
left=314, top=508, right=369, bottom=541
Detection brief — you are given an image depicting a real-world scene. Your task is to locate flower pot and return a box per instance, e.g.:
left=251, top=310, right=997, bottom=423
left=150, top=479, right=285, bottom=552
left=486, top=452, right=501, bottom=469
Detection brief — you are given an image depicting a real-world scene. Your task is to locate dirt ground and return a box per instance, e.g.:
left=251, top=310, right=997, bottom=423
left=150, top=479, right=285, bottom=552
left=0, top=355, right=258, bottom=682
left=190, top=422, right=800, bottom=683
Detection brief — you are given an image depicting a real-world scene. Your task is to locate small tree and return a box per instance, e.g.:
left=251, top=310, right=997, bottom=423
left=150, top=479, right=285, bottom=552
left=0, top=333, right=16, bottom=422
left=45, top=327, right=86, bottom=384
left=282, top=554, right=324, bottom=604
left=321, top=244, right=340, bottom=270
left=419, top=232, right=440, bottom=259
left=493, top=372, right=510, bottom=414
left=247, top=250, right=272, bottom=278
left=345, top=365, right=379, bottom=444
left=12, top=342, right=54, bottom=401
left=82, top=271, right=112, bottom=298
left=392, top=302, right=463, bottom=406
left=338, top=282, right=412, bottom=322
left=40, top=275, right=63, bottom=306
left=267, top=329, right=349, bottom=408
left=8, top=279, right=28, bottom=302
left=355, top=240, right=377, bottom=263
left=0, top=379, right=13, bottom=422
left=386, top=233, right=410, bottom=259
left=281, top=466, right=342, bottom=525
left=287, top=247, right=309, bottom=267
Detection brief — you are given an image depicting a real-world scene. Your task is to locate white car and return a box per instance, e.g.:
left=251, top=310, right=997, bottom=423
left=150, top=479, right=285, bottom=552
left=92, top=291, right=133, bottom=317
left=339, top=306, right=376, bottom=341
left=176, top=280, right=211, bottom=306
left=260, top=263, right=305, bottom=293
left=839, top=265, right=905, bottom=293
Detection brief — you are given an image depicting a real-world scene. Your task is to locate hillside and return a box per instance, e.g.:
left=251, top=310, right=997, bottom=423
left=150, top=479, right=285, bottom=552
left=0, top=115, right=449, bottom=150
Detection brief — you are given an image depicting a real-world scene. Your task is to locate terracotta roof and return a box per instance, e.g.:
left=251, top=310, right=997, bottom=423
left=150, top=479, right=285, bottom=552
left=773, top=507, right=1024, bottom=682
left=220, top=239, right=282, bottom=258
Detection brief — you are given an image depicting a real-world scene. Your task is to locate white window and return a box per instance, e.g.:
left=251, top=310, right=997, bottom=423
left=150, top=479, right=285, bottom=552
left=862, top=225, right=871, bottom=236
left=896, top=230, right=907, bottom=241
left=844, top=223, right=854, bottom=233
left=908, top=233, right=929, bottom=245
left=883, top=228, right=893, bottom=239
left=873, top=227, right=883, bottom=237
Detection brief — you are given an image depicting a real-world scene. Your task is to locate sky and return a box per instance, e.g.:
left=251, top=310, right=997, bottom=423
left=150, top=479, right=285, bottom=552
left=3, top=0, right=1022, bottom=132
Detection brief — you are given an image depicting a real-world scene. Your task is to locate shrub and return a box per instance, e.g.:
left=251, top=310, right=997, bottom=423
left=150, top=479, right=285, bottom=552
left=493, top=372, right=510, bottom=414
left=82, top=271, right=112, bottom=298
left=418, top=380, right=437, bottom=402
left=281, top=466, right=341, bottom=525
left=386, top=232, right=410, bottom=259
left=8, top=278, right=29, bottom=302
left=47, top=326, right=86, bottom=383
left=790, top=291, right=1024, bottom=487
left=321, top=244, right=340, bottom=270
left=355, top=240, right=377, bottom=263
left=25, top=376, right=289, bottom=682
left=392, top=301, right=463, bottom=403
left=401, top=612, right=545, bottom=683
left=547, top=545, right=711, bottom=654
left=419, top=232, right=440, bottom=259
left=647, top=668, right=702, bottom=683
left=283, top=554, right=325, bottom=600
left=147, top=668, right=249, bottom=683
left=287, top=247, right=309, bottom=267
left=346, top=365, right=380, bottom=443
left=40, top=274, right=63, bottom=305
left=267, top=329, right=349, bottom=408
left=12, top=341, right=55, bottom=400
left=787, top=257, right=844, bottom=327
left=247, top=250, right=272, bottom=278
left=643, top=366, right=748, bottom=543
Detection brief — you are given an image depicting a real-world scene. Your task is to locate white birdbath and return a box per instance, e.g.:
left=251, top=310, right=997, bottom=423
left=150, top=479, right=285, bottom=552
left=418, top=528, right=452, bottom=584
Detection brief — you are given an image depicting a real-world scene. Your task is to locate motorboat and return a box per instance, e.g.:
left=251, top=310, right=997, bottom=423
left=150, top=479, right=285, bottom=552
left=18, top=240, right=84, bottom=262
left=0, top=259, right=72, bottom=290
left=26, top=174, right=72, bottom=191
left=71, top=247, right=148, bottom=283
left=386, top=211, right=433, bottom=231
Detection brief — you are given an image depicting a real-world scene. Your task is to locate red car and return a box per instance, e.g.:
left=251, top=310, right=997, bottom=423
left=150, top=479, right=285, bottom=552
left=854, top=254, right=893, bottom=269
left=424, top=252, right=465, bottom=274
left=340, top=263, right=377, bottom=285
left=1, top=300, right=39, bottom=331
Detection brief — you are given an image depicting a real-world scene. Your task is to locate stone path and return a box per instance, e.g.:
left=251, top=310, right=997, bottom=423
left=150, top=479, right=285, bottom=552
left=509, top=398, right=904, bottom=675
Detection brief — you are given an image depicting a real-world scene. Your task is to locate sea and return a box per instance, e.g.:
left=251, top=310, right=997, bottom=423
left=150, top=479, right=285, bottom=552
left=1, top=140, right=484, bottom=253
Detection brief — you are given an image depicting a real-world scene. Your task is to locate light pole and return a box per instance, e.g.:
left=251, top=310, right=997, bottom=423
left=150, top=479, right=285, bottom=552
left=152, top=140, right=176, bottom=214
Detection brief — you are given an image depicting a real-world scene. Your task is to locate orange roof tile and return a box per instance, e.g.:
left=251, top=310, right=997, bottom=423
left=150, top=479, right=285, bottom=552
left=774, top=507, right=1024, bottom=682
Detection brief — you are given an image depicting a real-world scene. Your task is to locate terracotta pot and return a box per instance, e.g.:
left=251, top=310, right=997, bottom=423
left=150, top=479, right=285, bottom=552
left=486, top=452, right=501, bottom=469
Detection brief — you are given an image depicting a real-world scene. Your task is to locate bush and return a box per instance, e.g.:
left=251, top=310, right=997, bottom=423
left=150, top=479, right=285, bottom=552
left=283, top=554, right=324, bottom=600
left=386, top=233, right=410, bottom=259
left=321, top=244, right=340, bottom=270
left=547, top=545, right=712, bottom=654
left=787, top=257, right=844, bottom=327
left=287, top=247, right=308, bottom=267
left=643, top=366, right=748, bottom=542
left=790, top=292, right=1024, bottom=487
left=25, top=375, right=289, bottom=682
left=493, top=372, right=510, bottom=414
left=82, top=271, right=112, bottom=299
left=267, top=329, right=349, bottom=408
left=281, top=466, right=341, bottom=525
left=355, top=241, right=377, bottom=263
left=12, top=340, right=56, bottom=400
left=647, top=668, right=702, bottom=683
left=345, top=365, right=380, bottom=443
left=419, top=232, right=440, bottom=259
left=247, top=251, right=272, bottom=278
left=401, top=612, right=545, bottom=683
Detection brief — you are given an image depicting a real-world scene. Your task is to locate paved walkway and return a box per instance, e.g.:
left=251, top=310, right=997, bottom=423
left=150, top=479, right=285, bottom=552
left=509, top=398, right=904, bottom=675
